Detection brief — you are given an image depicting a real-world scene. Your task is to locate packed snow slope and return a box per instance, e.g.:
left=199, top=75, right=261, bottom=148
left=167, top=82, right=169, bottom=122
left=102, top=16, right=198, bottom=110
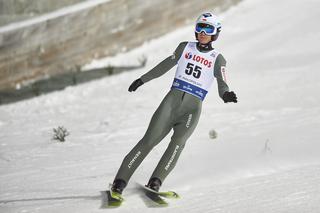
left=1, top=0, right=320, bottom=212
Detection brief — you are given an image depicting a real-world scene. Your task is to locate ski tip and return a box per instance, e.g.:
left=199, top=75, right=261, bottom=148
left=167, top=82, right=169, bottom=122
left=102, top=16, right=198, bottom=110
left=170, top=191, right=180, bottom=199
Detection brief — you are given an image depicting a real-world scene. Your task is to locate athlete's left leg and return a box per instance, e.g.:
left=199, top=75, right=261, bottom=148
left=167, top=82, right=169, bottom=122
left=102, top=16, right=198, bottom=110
left=148, top=106, right=201, bottom=187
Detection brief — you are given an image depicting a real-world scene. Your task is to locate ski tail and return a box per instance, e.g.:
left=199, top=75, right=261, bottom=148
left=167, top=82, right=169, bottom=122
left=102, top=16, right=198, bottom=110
left=103, top=183, right=124, bottom=208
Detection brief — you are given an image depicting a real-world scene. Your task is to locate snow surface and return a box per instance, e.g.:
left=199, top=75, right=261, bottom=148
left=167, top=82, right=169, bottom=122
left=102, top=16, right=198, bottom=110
left=1, top=0, right=320, bottom=212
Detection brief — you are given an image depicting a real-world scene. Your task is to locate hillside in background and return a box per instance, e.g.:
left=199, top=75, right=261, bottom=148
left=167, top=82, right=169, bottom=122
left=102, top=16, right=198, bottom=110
left=0, top=0, right=86, bottom=26
left=0, top=0, right=240, bottom=91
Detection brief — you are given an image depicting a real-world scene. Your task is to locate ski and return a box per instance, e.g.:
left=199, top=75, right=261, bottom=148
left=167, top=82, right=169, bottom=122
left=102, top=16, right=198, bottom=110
left=145, top=190, right=168, bottom=206
left=137, top=183, right=180, bottom=207
left=105, top=184, right=124, bottom=208
left=142, top=184, right=180, bottom=199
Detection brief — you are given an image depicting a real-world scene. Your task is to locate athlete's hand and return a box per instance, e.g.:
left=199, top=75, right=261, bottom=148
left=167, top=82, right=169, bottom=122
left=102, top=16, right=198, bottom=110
left=128, top=78, right=144, bottom=92
left=222, top=91, right=237, bottom=103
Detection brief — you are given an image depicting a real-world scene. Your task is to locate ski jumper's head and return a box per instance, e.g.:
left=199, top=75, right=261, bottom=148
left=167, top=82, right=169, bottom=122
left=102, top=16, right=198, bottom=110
left=195, top=12, right=222, bottom=45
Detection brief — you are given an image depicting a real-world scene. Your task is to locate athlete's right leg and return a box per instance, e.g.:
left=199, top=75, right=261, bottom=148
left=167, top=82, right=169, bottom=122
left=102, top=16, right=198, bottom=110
left=112, top=91, right=177, bottom=192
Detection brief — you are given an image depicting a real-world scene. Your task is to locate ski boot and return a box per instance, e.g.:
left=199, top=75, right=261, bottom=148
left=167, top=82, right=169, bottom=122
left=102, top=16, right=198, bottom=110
left=146, top=177, right=162, bottom=191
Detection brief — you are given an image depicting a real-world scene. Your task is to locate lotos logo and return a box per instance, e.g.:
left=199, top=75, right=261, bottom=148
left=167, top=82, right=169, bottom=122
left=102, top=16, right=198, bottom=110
left=185, top=52, right=192, bottom=59
left=185, top=53, right=212, bottom=68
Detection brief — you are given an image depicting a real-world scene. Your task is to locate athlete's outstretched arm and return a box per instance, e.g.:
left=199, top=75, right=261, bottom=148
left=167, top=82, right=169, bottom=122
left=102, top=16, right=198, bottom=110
left=128, top=42, right=187, bottom=92
left=214, top=54, right=237, bottom=103
left=214, top=54, right=229, bottom=98
left=140, top=42, right=187, bottom=84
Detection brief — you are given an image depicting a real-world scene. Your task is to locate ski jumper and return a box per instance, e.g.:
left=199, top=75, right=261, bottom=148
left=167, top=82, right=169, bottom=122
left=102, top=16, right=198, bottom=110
left=114, top=41, right=230, bottom=185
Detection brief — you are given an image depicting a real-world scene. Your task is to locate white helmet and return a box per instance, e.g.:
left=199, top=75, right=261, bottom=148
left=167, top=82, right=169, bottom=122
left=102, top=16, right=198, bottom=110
left=195, top=12, right=222, bottom=36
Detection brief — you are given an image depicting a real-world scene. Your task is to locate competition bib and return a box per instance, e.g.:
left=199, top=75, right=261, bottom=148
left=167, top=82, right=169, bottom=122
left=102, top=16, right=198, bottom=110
left=171, top=42, right=219, bottom=100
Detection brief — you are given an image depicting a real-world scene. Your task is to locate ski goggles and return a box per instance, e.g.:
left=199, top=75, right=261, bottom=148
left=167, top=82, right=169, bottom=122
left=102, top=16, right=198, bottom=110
left=195, top=23, right=216, bottom=35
